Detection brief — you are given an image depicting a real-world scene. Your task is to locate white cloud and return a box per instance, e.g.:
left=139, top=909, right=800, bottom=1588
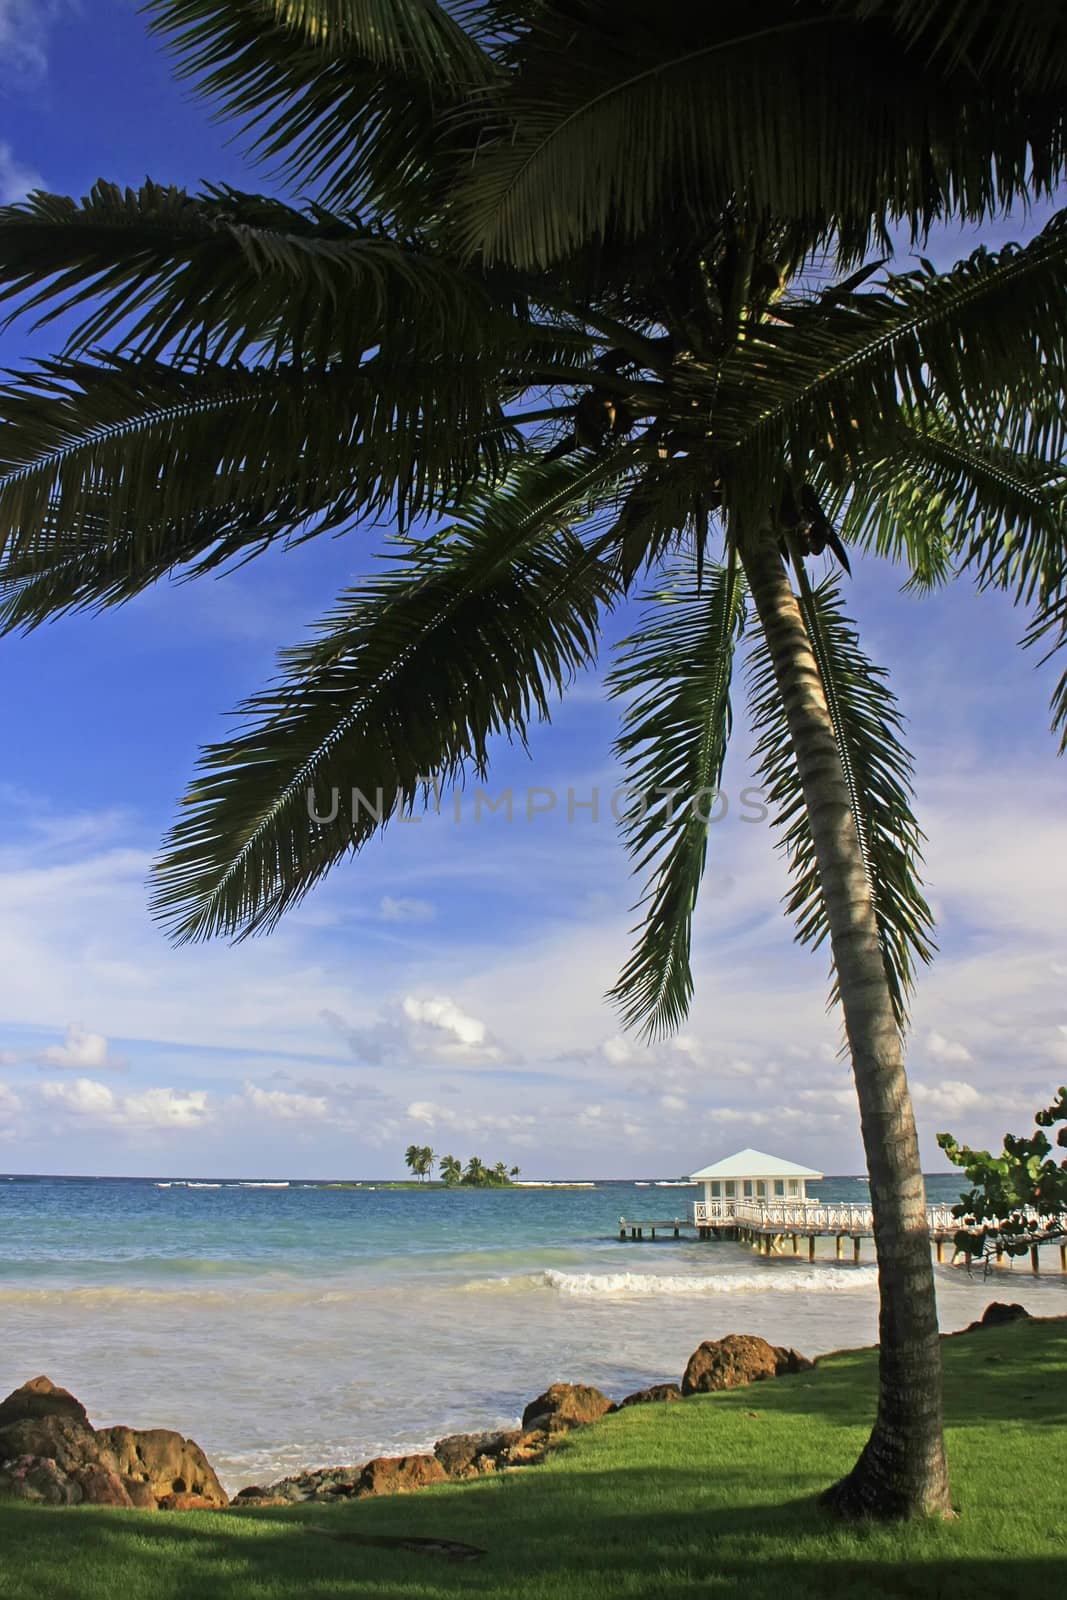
left=243, top=1083, right=329, bottom=1121
left=404, top=1099, right=535, bottom=1138
left=660, top=1093, right=687, bottom=1115
left=0, top=142, right=44, bottom=204
left=926, top=1031, right=972, bottom=1066
left=0, top=1083, right=21, bottom=1117
left=0, top=1, right=70, bottom=86
left=37, top=1023, right=121, bottom=1072
left=379, top=896, right=435, bottom=924
left=40, top=1078, right=211, bottom=1131
left=909, top=1079, right=982, bottom=1118
left=601, top=1036, right=633, bottom=1065
left=402, top=995, right=502, bottom=1060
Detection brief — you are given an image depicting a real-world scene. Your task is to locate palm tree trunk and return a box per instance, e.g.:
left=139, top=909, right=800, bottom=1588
left=741, top=530, right=953, bottom=1520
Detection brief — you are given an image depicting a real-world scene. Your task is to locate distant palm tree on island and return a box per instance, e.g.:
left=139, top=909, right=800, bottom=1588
left=437, top=1153, right=519, bottom=1188
left=404, top=1144, right=435, bottom=1182
left=439, top=1154, right=463, bottom=1187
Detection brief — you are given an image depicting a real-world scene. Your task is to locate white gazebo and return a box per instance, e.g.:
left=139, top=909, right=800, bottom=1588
left=687, top=1148, right=824, bottom=1224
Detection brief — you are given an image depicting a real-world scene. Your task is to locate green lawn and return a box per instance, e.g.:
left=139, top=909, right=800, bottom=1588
left=1, top=1319, right=1064, bottom=1600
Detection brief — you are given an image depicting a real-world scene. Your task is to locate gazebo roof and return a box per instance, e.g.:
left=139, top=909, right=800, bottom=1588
left=687, top=1147, right=824, bottom=1181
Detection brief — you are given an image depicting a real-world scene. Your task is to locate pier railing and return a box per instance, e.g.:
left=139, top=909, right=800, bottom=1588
left=692, top=1198, right=960, bottom=1233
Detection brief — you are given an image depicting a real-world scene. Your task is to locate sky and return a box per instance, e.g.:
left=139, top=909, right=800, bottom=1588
left=0, top=1, right=1065, bottom=1179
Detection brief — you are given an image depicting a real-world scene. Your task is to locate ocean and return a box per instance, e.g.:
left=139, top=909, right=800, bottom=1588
left=2, top=1172, right=1063, bottom=1492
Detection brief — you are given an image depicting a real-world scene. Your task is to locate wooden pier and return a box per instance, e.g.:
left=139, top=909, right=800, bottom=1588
left=617, top=1200, right=1067, bottom=1273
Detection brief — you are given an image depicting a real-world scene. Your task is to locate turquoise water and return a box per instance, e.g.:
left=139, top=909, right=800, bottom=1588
left=2, top=1173, right=1063, bottom=1490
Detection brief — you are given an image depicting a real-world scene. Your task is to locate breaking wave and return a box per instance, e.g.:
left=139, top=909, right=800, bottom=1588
left=462, top=1266, right=879, bottom=1297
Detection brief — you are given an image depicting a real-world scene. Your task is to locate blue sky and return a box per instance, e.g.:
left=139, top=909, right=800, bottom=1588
left=0, top=1, right=1065, bottom=1179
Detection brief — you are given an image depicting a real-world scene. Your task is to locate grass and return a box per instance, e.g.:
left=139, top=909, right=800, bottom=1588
left=1, top=1319, right=1064, bottom=1600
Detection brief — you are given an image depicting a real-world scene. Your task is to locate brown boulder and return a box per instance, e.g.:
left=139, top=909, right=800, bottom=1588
left=619, top=1383, right=683, bottom=1408
left=0, top=1454, right=81, bottom=1505
left=0, top=1377, right=228, bottom=1512
left=520, top=1383, right=616, bottom=1433
left=70, top=1464, right=134, bottom=1508
left=434, top=1430, right=517, bottom=1479
left=158, top=1492, right=223, bottom=1512
left=954, top=1300, right=1034, bottom=1336
left=0, top=1376, right=90, bottom=1432
left=0, top=1413, right=99, bottom=1473
left=230, top=1486, right=289, bottom=1508
left=122, top=1478, right=158, bottom=1510
left=354, top=1454, right=447, bottom=1498
left=99, top=1425, right=228, bottom=1508
left=980, top=1301, right=1031, bottom=1328
left=681, top=1335, right=813, bottom=1395
left=499, top=1428, right=550, bottom=1466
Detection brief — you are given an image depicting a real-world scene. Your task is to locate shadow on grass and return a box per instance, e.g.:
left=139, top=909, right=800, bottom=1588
left=0, top=1461, right=1057, bottom=1600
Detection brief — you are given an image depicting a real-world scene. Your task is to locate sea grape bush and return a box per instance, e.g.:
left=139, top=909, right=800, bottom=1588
left=938, top=1087, right=1067, bottom=1260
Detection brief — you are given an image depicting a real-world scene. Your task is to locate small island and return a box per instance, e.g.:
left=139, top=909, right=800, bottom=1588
left=405, top=1146, right=520, bottom=1187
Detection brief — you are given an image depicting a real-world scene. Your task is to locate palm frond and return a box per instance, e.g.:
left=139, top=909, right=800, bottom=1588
left=0, top=183, right=505, bottom=366
left=451, top=2, right=1065, bottom=267
left=0, top=353, right=513, bottom=582
left=838, top=411, right=1067, bottom=596
left=150, top=455, right=625, bottom=943
left=607, top=561, right=746, bottom=1038
left=715, top=216, right=1067, bottom=527
left=748, top=576, right=935, bottom=1030
left=147, top=0, right=493, bottom=213
left=1026, top=593, right=1067, bottom=753
left=845, top=0, right=1067, bottom=92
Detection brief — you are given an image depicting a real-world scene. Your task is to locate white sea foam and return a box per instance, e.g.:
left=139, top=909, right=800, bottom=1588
left=460, top=1265, right=879, bottom=1297
left=543, top=1267, right=879, bottom=1296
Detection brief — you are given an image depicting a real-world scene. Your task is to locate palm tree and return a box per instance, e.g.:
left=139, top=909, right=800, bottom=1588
left=0, top=2, right=1065, bottom=1520
left=416, top=1145, right=435, bottom=1182
left=439, top=1154, right=463, bottom=1187
left=404, top=1144, right=422, bottom=1181
left=463, top=1157, right=489, bottom=1188
left=491, top=1161, right=511, bottom=1186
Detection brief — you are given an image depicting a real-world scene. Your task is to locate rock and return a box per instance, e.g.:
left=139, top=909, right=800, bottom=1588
left=434, top=1430, right=517, bottom=1479
left=499, top=1428, right=550, bottom=1466
left=157, top=1492, right=223, bottom=1512
left=957, top=1301, right=1033, bottom=1335
left=230, top=1486, right=288, bottom=1508
left=980, top=1301, right=1031, bottom=1327
left=775, top=1347, right=815, bottom=1375
left=681, top=1335, right=813, bottom=1395
left=619, top=1383, right=683, bottom=1408
left=257, top=1465, right=363, bottom=1503
left=0, top=1376, right=90, bottom=1432
left=98, top=1425, right=228, bottom=1508
left=0, top=1414, right=100, bottom=1474
left=70, top=1464, right=134, bottom=1508
left=0, top=1376, right=228, bottom=1512
left=520, top=1383, right=616, bottom=1433
left=0, top=1454, right=82, bottom=1506
left=122, top=1479, right=158, bottom=1511
left=354, top=1454, right=447, bottom=1498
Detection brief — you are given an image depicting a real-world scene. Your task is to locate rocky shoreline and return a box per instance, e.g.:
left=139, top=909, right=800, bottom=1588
left=0, top=1304, right=1033, bottom=1513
